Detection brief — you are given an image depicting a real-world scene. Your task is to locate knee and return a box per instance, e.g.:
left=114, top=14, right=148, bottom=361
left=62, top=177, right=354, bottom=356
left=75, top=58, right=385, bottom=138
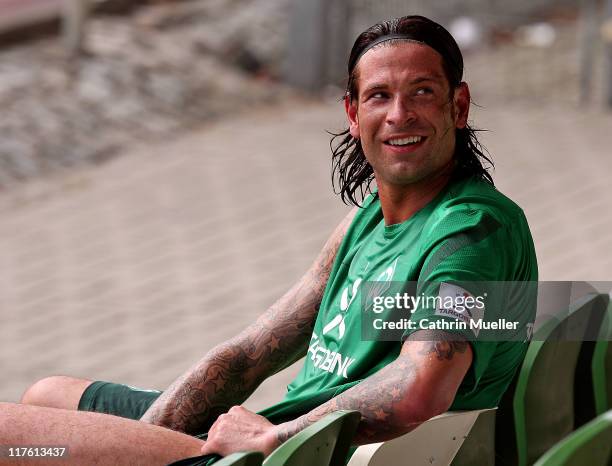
left=20, top=376, right=82, bottom=408
left=21, top=376, right=60, bottom=406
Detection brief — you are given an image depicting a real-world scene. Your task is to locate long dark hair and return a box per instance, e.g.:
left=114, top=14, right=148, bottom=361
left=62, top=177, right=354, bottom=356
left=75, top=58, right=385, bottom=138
left=331, top=16, right=494, bottom=207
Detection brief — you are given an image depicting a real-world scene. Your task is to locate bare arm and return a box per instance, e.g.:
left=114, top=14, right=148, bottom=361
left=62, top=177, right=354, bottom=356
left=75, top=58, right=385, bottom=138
left=140, top=208, right=357, bottom=434
left=199, top=330, right=473, bottom=457
left=275, top=330, right=473, bottom=445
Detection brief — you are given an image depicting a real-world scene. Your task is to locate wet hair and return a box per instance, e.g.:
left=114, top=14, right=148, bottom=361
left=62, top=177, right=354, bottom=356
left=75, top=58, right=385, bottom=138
left=331, top=15, right=494, bottom=207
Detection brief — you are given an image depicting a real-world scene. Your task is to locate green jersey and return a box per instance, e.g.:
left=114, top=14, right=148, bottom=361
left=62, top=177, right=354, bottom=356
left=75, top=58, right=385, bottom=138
left=259, top=176, right=537, bottom=423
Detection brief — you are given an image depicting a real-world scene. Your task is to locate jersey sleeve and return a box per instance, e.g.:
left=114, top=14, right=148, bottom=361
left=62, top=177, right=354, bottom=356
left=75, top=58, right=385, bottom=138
left=402, top=208, right=534, bottom=393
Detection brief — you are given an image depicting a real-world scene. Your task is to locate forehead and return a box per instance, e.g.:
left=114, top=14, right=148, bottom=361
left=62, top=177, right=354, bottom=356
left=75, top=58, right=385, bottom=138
left=355, top=41, right=448, bottom=90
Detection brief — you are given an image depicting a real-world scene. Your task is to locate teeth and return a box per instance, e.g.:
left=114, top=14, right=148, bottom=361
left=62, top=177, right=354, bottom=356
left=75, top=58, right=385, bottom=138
left=388, top=136, right=422, bottom=146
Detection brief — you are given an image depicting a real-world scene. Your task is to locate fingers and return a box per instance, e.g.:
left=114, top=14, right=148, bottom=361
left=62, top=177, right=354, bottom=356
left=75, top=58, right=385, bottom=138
left=199, top=406, right=278, bottom=457
left=200, top=407, right=249, bottom=456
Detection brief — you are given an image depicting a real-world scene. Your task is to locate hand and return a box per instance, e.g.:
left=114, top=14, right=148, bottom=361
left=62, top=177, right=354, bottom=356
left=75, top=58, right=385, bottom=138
left=200, top=406, right=281, bottom=457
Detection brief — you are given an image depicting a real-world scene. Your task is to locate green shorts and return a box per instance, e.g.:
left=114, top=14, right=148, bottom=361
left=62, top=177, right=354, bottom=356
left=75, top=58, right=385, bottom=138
left=78, top=381, right=220, bottom=466
left=78, top=381, right=163, bottom=420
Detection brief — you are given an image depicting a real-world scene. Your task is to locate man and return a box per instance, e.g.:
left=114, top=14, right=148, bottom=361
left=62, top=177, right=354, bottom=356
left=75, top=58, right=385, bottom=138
left=6, top=15, right=537, bottom=465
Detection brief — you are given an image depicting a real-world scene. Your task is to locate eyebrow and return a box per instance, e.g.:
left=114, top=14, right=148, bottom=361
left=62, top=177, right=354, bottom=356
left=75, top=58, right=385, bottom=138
left=361, top=74, right=446, bottom=94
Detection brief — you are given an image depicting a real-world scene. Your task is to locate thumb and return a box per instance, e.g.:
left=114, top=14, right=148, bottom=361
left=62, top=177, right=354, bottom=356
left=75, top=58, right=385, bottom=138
left=200, top=440, right=215, bottom=456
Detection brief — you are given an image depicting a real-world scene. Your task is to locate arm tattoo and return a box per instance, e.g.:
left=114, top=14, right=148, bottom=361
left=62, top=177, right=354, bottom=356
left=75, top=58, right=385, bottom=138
left=276, top=330, right=469, bottom=445
left=141, top=211, right=354, bottom=434
left=143, top=271, right=322, bottom=434
left=413, top=330, right=469, bottom=361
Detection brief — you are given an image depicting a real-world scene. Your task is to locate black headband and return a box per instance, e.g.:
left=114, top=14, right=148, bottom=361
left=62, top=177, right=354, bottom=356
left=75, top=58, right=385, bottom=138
left=353, top=34, right=427, bottom=65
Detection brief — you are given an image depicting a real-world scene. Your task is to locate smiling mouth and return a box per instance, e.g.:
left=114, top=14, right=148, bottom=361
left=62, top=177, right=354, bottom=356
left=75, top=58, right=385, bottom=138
left=383, top=136, right=426, bottom=147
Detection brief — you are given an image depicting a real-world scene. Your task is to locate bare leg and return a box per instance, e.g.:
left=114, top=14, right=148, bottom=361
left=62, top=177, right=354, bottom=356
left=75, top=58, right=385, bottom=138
left=20, top=376, right=93, bottom=410
left=0, top=402, right=204, bottom=465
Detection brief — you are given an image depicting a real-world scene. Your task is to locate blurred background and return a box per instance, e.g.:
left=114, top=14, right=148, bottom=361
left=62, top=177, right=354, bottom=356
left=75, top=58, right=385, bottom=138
left=0, top=0, right=611, bottom=409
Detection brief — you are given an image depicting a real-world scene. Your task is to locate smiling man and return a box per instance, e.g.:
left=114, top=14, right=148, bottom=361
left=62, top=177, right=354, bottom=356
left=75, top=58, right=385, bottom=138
left=5, top=16, right=537, bottom=465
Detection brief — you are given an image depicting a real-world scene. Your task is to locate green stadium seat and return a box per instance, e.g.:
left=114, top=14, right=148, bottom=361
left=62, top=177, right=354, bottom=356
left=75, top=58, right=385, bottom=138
left=591, top=298, right=612, bottom=416
left=496, top=293, right=610, bottom=466
left=533, top=410, right=612, bottom=466
left=347, top=409, right=494, bottom=466
left=263, top=410, right=360, bottom=466
left=574, top=295, right=612, bottom=427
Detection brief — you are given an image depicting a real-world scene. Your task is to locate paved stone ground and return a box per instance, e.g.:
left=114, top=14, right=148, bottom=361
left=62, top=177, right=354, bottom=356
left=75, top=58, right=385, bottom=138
left=0, top=95, right=611, bottom=412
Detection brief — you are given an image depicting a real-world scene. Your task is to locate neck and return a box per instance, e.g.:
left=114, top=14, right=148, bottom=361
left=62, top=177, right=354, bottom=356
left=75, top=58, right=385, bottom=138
left=377, top=169, right=453, bottom=226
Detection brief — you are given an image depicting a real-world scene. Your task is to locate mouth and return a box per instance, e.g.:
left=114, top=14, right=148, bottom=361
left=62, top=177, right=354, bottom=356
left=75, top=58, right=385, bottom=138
left=383, top=135, right=427, bottom=152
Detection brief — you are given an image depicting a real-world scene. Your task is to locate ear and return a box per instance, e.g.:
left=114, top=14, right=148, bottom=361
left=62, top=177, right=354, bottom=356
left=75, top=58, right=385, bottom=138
left=453, top=82, right=470, bottom=129
left=344, top=94, right=360, bottom=139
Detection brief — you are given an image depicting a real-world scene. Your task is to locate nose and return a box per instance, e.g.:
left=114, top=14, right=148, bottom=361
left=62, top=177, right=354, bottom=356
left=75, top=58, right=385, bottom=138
left=385, top=96, right=417, bottom=127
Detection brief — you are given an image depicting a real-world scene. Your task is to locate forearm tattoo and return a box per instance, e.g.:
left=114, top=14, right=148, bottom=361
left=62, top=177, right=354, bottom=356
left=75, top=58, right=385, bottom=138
left=276, top=330, right=468, bottom=445
left=141, top=213, right=353, bottom=434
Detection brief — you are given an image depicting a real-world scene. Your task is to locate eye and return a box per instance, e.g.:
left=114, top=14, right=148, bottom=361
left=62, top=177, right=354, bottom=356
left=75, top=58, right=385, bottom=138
left=365, top=91, right=389, bottom=101
left=415, top=87, right=433, bottom=96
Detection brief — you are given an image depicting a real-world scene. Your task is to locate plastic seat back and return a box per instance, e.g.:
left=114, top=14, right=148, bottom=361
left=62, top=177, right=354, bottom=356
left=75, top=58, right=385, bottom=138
left=496, top=293, right=609, bottom=466
left=574, top=295, right=611, bottom=427
left=263, top=410, right=360, bottom=466
left=592, top=300, right=612, bottom=416
left=347, top=410, right=493, bottom=466
left=533, top=410, right=612, bottom=466
left=450, top=409, right=496, bottom=466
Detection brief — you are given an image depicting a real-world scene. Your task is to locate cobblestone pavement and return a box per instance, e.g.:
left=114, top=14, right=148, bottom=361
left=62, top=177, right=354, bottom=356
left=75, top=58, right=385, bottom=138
left=1, top=96, right=611, bottom=411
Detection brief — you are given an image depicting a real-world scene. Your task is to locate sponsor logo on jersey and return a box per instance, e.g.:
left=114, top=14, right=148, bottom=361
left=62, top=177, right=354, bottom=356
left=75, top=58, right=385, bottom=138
left=312, top=259, right=400, bottom=378
left=308, top=332, right=356, bottom=379
left=322, top=278, right=362, bottom=339
left=322, top=259, right=398, bottom=340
